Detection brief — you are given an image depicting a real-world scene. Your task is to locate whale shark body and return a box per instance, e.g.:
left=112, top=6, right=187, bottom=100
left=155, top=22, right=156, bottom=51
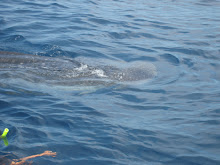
left=0, top=51, right=157, bottom=89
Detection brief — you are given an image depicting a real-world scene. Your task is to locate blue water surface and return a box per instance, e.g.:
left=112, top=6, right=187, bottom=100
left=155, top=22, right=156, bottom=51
left=0, top=0, right=220, bottom=164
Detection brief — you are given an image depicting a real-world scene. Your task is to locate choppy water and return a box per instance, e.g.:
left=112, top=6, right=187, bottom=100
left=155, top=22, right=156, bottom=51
left=0, top=0, right=220, bottom=164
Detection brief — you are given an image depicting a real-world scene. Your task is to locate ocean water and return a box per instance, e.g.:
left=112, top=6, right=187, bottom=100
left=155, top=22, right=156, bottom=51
left=0, top=0, right=220, bottom=164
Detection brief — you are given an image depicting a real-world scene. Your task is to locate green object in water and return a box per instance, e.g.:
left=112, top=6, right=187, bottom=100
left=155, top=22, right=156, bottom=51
left=1, top=128, right=9, bottom=138
left=2, top=137, right=9, bottom=146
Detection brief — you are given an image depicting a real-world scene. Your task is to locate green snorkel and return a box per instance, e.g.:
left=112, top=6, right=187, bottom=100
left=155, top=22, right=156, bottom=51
left=1, top=128, right=9, bottom=138
left=0, top=128, right=9, bottom=146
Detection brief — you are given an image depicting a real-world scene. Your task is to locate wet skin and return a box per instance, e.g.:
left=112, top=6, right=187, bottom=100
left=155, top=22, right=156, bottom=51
left=0, top=51, right=157, bottom=86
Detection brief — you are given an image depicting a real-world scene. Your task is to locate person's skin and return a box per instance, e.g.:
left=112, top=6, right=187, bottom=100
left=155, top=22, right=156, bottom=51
left=9, top=151, right=57, bottom=165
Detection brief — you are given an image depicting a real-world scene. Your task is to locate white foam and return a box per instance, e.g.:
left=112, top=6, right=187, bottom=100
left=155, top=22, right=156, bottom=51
left=91, top=69, right=108, bottom=78
left=75, top=64, right=88, bottom=71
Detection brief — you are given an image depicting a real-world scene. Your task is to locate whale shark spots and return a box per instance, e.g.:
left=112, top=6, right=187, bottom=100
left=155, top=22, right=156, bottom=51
left=0, top=51, right=157, bottom=87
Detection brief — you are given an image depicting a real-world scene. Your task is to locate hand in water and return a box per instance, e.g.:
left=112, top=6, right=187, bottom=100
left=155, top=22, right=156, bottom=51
left=41, top=151, right=57, bottom=157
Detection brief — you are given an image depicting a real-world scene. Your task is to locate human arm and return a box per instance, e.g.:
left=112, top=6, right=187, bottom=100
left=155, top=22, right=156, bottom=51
left=11, top=151, right=56, bottom=165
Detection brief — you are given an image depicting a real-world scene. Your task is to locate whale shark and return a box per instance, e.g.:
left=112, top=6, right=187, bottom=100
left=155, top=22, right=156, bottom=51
left=0, top=51, right=157, bottom=87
